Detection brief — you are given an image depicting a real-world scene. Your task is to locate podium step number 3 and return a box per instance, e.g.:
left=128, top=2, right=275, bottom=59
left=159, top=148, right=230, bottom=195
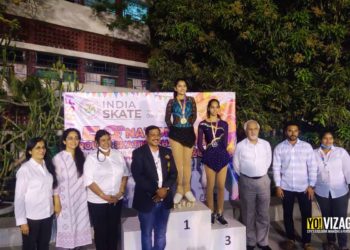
left=122, top=202, right=246, bottom=250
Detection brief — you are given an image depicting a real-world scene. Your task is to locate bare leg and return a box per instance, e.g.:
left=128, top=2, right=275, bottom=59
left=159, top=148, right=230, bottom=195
left=205, top=165, right=216, bottom=212
left=183, top=145, right=194, bottom=194
left=169, top=139, right=184, bottom=195
left=216, top=166, right=227, bottom=214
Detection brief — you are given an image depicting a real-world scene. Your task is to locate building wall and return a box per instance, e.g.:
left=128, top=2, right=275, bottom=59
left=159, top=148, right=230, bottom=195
left=10, top=16, right=149, bottom=63
left=1, top=0, right=151, bottom=89
left=5, top=0, right=149, bottom=44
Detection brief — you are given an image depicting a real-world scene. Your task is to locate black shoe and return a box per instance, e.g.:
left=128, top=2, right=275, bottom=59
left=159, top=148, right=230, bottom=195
left=257, top=244, right=272, bottom=250
left=247, top=246, right=255, bottom=250
left=211, top=213, right=215, bottom=224
left=216, top=214, right=228, bottom=225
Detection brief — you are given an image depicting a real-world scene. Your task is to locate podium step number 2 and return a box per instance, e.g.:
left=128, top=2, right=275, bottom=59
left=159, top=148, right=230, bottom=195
left=122, top=202, right=246, bottom=250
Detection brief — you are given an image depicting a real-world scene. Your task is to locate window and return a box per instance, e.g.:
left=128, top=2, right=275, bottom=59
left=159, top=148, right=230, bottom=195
left=36, top=53, right=59, bottom=67
left=84, top=0, right=115, bottom=7
left=86, top=60, right=118, bottom=75
left=126, top=66, right=148, bottom=79
left=36, top=68, right=75, bottom=82
left=36, top=53, right=78, bottom=70
left=76, top=0, right=148, bottom=20
left=63, top=57, right=78, bottom=70
left=65, top=0, right=82, bottom=3
left=123, top=0, right=148, bottom=21
left=0, top=64, right=15, bottom=78
left=127, top=78, right=148, bottom=90
left=101, top=76, right=118, bottom=86
left=0, top=49, right=25, bottom=63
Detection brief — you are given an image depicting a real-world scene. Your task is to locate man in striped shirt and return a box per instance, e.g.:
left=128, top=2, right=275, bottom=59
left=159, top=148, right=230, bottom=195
left=273, top=121, right=317, bottom=250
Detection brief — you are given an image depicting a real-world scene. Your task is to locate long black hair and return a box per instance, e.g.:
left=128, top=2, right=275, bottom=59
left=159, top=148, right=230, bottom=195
left=173, top=78, right=188, bottom=98
left=319, top=130, right=334, bottom=141
left=95, top=129, right=111, bottom=162
left=25, top=137, right=58, bottom=189
left=206, top=98, right=221, bottom=119
left=61, top=128, right=85, bottom=177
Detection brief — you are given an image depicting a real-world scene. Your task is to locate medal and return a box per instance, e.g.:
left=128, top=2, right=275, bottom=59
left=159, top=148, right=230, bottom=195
left=211, top=141, right=218, bottom=148
left=177, top=96, right=187, bottom=125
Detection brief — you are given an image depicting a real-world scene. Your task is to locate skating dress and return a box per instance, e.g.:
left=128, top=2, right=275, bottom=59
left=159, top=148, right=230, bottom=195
left=197, top=120, right=230, bottom=172
left=165, top=96, right=197, bottom=148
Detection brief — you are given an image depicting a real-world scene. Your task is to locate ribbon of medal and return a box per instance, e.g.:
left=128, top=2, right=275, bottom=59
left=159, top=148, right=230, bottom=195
left=178, top=96, right=187, bottom=124
left=211, top=120, right=219, bottom=147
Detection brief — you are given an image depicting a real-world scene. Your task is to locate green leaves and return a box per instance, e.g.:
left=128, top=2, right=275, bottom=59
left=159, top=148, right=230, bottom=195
left=89, top=0, right=350, bottom=149
left=145, top=0, right=350, bottom=148
left=0, top=50, right=81, bottom=190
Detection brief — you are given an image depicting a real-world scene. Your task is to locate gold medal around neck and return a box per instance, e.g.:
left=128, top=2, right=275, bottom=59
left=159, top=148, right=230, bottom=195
left=177, top=96, right=187, bottom=125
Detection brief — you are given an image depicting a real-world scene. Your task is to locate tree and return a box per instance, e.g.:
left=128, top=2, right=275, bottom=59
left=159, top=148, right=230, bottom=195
left=148, top=0, right=350, bottom=137
left=0, top=0, right=81, bottom=201
left=142, top=1, right=347, bottom=148
left=79, top=0, right=350, bottom=148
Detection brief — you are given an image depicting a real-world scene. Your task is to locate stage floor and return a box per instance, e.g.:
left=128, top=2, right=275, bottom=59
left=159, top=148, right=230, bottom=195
left=1, top=199, right=349, bottom=250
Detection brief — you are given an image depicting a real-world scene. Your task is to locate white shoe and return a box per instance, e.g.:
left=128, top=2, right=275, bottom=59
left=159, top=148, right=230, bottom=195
left=184, top=191, right=196, bottom=202
left=173, top=193, right=183, bottom=204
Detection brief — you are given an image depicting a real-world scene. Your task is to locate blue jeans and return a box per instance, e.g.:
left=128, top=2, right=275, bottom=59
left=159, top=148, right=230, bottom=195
left=138, top=202, right=171, bottom=250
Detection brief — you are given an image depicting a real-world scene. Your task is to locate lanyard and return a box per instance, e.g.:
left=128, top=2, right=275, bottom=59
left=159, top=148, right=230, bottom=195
left=211, top=120, right=218, bottom=140
left=177, top=96, right=187, bottom=118
left=210, top=120, right=219, bottom=147
left=319, top=149, right=332, bottom=167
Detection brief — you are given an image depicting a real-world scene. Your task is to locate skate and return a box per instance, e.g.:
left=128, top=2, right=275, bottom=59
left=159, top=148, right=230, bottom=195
left=216, top=213, right=228, bottom=226
left=183, top=191, right=195, bottom=208
left=173, top=193, right=183, bottom=208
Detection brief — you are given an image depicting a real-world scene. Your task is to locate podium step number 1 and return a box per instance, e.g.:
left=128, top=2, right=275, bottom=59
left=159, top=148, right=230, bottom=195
left=122, top=202, right=246, bottom=250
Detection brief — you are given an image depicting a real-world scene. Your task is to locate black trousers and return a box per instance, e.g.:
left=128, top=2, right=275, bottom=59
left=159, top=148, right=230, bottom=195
left=22, top=215, right=53, bottom=250
left=316, top=192, right=349, bottom=248
left=282, top=190, right=311, bottom=244
left=88, top=202, right=122, bottom=250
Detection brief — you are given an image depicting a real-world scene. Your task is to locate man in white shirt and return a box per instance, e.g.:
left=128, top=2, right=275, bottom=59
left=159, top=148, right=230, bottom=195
left=273, top=121, right=317, bottom=250
left=234, top=120, right=272, bottom=250
left=131, top=125, right=177, bottom=250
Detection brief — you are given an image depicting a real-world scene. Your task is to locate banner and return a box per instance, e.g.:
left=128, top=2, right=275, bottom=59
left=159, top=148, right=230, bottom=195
left=63, top=92, right=238, bottom=206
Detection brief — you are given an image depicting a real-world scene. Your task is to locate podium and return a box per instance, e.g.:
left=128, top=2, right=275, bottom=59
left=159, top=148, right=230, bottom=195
left=122, top=202, right=246, bottom=250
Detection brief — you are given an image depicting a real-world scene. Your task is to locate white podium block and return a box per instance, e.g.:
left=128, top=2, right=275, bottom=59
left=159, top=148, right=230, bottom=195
left=122, top=202, right=212, bottom=250
left=122, top=202, right=246, bottom=250
left=122, top=216, right=142, bottom=250
left=211, top=217, right=246, bottom=250
left=166, top=202, right=212, bottom=249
